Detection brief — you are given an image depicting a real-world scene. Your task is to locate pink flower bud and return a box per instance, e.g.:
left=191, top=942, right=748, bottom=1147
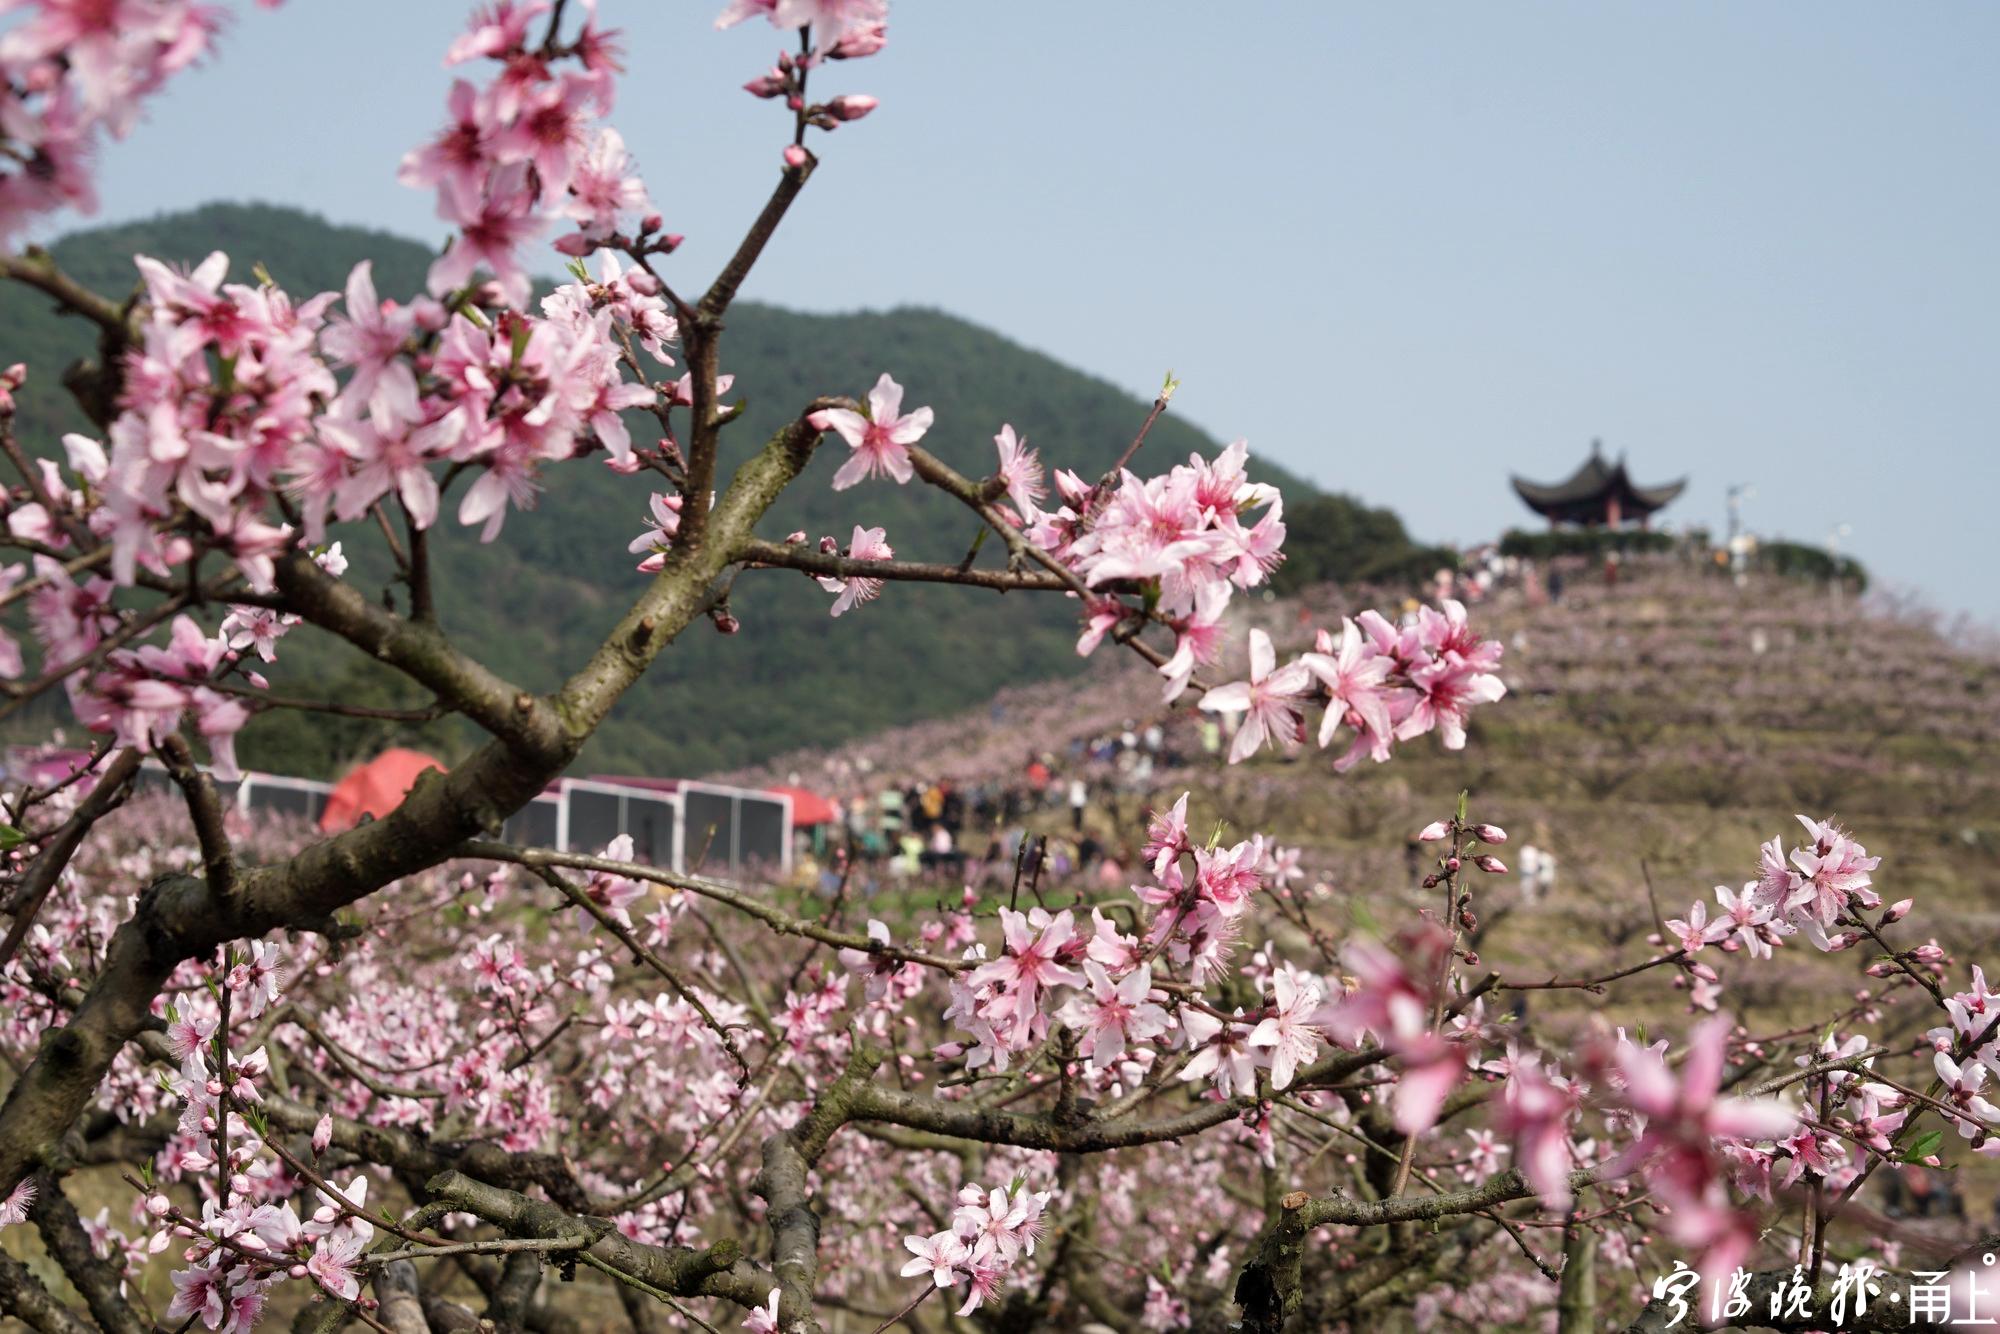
left=1864, top=962, right=1894, bottom=977
left=625, top=270, right=662, bottom=297
left=659, top=233, right=685, bottom=253
left=825, top=94, right=878, bottom=122
left=146, top=1194, right=171, bottom=1217
left=312, top=1114, right=332, bottom=1154
left=1417, top=821, right=1449, bottom=842
left=1445, top=857, right=1461, bottom=873
left=411, top=297, right=448, bottom=332
left=1883, top=898, right=1913, bottom=924
left=714, top=612, right=741, bottom=635
left=1912, top=943, right=1945, bottom=963
left=1472, top=855, right=1506, bottom=874
left=1689, top=961, right=1718, bottom=982
left=782, top=144, right=808, bottom=169
left=743, top=73, right=788, bottom=98
left=1824, top=932, right=1863, bottom=952
left=786, top=93, right=804, bottom=111
left=826, top=23, right=887, bottom=58
left=1471, top=824, right=1508, bottom=845
left=784, top=530, right=807, bottom=545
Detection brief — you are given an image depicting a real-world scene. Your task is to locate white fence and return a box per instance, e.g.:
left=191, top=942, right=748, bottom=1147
left=117, top=763, right=791, bottom=878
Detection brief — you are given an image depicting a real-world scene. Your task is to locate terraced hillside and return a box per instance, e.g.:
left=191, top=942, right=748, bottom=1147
left=733, top=559, right=2000, bottom=1043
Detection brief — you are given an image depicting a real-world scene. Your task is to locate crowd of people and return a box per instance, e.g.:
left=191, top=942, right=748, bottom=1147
left=792, top=714, right=1227, bottom=894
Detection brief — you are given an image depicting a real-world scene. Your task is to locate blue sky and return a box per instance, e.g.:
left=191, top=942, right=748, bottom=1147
left=61, top=2, right=2000, bottom=621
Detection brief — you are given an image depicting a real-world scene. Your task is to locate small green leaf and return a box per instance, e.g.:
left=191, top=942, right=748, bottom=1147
left=1902, top=1130, right=1944, bottom=1163
left=0, top=825, right=24, bottom=850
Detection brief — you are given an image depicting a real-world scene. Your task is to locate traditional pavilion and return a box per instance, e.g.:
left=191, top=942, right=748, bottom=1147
left=1510, top=441, right=1686, bottom=528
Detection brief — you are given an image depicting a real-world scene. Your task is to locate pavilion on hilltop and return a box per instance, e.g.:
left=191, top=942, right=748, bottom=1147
left=1510, top=441, right=1686, bottom=528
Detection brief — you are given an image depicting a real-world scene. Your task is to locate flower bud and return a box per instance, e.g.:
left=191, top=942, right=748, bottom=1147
left=1421, top=873, right=1441, bottom=889
left=825, top=94, right=879, bottom=122
left=784, top=530, right=807, bottom=545
left=743, top=73, right=788, bottom=98
left=786, top=94, right=804, bottom=112
left=714, top=611, right=741, bottom=635
left=826, top=23, right=887, bottom=58
left=1417, top=821, right=1449, bottom=842
left=1912, top=943, right=1945, bottom=963
left=1864, top=961, right=1895, bottom=978
left=658, top=233, right=685, bottom=253
left=146, top=1194, right=171, bottom=1218
left=551, top=231, right=595, bottom=257
left=1883, top=898, right=1914, bottom=925
left=1824, top=932, right=1863, bottom=952
left=625, top=270, right=662, bottom=297
left=1473, top=855, right=1506, bottom=874
left=1471, top=824, right=1508, bottom=845
left=782, top=144, right=808, bottom=169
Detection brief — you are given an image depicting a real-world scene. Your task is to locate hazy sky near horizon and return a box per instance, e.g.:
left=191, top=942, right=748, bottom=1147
left=56, top=2, right=2000, bottom=622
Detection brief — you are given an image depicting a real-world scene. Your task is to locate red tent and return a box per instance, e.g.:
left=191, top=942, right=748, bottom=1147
left=767, top=785, right=837, bottom=826
left=319, top=748, right=446, bottom=832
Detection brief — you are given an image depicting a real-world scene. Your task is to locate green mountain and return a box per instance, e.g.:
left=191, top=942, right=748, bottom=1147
left=0, top=203, right=1433, bottom=777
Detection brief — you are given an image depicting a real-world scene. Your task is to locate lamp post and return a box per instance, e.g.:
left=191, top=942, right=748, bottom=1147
left=1726, top=484, right=1756, bottom=584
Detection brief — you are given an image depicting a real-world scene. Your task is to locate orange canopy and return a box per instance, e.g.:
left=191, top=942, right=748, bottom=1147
left=768, top=785, right=837, bottom=826
left=319, top=748, right=445, bottom=832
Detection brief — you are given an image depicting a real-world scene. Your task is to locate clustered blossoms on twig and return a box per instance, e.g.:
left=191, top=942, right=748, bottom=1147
left=0, top=0, right=247, bottom=245
left=1660, top=815, right=1889, bottom=1010
left=897, top=1178, right=1054, bottom=1317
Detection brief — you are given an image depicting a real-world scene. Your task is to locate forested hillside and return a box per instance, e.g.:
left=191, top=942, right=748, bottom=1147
left=0, top=204, right=1432, bottom=775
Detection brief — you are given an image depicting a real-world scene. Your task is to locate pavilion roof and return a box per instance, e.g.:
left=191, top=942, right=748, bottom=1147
left=1510, top=442, right=1686, bottom=518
